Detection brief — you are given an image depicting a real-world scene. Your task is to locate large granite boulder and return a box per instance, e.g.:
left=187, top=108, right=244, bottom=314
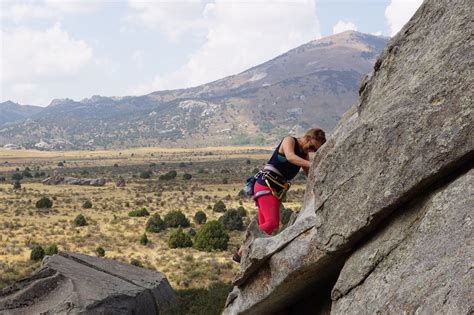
left=0, top=252, right=176, bottom=314
left=224, top=0, right=473, bottom=313
left=331, top=169, right=473, bottom=314
left=42, top=176, right=106, bottom=186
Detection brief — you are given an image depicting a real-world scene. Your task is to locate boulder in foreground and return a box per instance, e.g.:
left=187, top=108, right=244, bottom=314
left=0, top=252, right=176, bottom=314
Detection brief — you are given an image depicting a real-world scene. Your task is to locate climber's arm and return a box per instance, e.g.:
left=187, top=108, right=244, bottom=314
left=302, top=153, right=310, bottom=175
left=281, top=137, right=311, bottom=169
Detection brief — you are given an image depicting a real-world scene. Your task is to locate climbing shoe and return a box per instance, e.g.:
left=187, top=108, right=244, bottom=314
left=232, top=252, right=241, bottom=263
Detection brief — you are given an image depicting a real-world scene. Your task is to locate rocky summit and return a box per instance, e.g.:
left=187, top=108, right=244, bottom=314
left=224, top=0, right=473, bottom=313
left=0, top=252, right=176, bottom=314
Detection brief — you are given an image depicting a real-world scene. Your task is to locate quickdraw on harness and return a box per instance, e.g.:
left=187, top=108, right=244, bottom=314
left=253, top=164, right=291, bottom=201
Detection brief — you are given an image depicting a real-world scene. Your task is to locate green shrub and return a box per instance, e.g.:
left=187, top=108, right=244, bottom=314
left=96, top=247, right=106, bottom=257
left=44, top=244, right=58, bottom=256
left=213, top=200, right=226, bottom=213
left=187, top=228, right=196, bottom=238
left=218, top=209, right=243, bottom=231
left=159, top=170, right=177, bottom=180
left=22, top=169, right=32, bottom=178
left=182, top=173, right=192, bottom=180
left=236, top=206, right=247, bottom=217
left=139, top=170, right=152, bottom=179
left=146, top=214, right=166, bottom=233
left=57, top=161, right=64, bottom=167
left=12, top=180, right=21, bottom=190
left=36, top=197, right=53, bottom=209
left=164, top=210, right=190, bottom=228
left=30, top=245, right=45, bottom=261
left=139, top=233, right=149, bottom=245
left=128, top=207, right=150, bottom=217
left=163, top=281, right=232, bottom=315
left=194, top=211, right=207, bottom=224
left=82, top=200, right=93, bottom=209
left=179, top=162, right=186, bottom=168
left=130, top=258, right=143, bottom=267
left=193, top=221, right=229, bottom=252
left=222, top=178, right=229, bottom=184
left=0, top=176, right=5, bottom=182
left=11, top=173, right=23, bottom=181
left=73, top=214, right=88, bottom=227
left=168, top=227, right=193, bottom=248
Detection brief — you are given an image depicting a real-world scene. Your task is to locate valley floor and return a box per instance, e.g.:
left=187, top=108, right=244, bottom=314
left=0, top=147, right=307, bottom=294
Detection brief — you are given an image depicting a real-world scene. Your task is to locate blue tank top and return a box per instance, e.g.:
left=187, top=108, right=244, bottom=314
left=257, top=137, right=305, bottom=185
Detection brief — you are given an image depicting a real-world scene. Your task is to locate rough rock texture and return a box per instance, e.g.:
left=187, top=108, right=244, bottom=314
left=331, top=170, right=473, bottom=314
left=0, top=252, right=176, bottom=314
left=42, top=176, right=106, bottom=186
left=224, top=0, right=473, bottom=313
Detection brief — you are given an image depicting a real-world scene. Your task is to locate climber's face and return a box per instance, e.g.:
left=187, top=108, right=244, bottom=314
left=305, top=138, right=323, bottom=153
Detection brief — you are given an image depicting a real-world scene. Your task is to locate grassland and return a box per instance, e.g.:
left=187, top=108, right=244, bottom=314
left=0, top=146, right=307, bottom=297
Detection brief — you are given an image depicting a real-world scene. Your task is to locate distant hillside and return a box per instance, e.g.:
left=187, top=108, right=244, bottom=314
left=0, top=31, right=388, bottom=149
left=0, top=101, right=43, bottom=127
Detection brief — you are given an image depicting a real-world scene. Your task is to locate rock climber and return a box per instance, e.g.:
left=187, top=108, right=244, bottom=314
left=233, top=128, right=326, bottom=263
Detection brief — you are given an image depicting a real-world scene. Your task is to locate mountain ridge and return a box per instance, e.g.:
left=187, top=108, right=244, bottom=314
left=0, top=31, right=388, bottom=150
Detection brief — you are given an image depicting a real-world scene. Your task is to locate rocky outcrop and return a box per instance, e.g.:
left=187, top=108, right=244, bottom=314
left=331, top=170, right=473, bottom=314
left=42, top=176, right=106, bottom=186
left=2, top=144, right=24, bottom=150
left=224, top=0, right=473, bottom=313
left=0, top=252, right=176, bottom=314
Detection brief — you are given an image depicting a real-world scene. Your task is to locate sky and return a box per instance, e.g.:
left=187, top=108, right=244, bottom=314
left=0, top=0, right=422, bottom=107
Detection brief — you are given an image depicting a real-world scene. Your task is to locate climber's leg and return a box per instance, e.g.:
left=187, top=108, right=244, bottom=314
left=254, top=181, right=280, bottom=235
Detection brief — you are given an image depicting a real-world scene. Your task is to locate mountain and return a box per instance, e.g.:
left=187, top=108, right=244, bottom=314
left=0, top=31, right=388, bottom=149
left=224, top=0, right=473, bottom=313
left=0, top=101, right=42, bottom=127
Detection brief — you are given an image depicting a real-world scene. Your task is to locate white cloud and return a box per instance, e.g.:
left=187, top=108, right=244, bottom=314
left=1, top=3, right=56, bottom=23
left=1, top=0, right=104, bottom=23
left=1, top=23, right=93, bottom=82
left=332, top=20, right=357, bottom=34
left=44, top=0, right=105, bottom=13
left=131, top=0, right=320, bottom=92
left=385, top=0, right=422, bottom=36
left=126, top=0, right=207, bottom=41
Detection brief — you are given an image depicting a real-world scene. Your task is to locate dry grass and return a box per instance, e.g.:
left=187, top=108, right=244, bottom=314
left=0, top=146, right=305, bottom=290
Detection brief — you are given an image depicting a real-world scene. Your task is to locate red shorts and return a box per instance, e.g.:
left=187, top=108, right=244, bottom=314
left=254, top=181, right=280, bottom=235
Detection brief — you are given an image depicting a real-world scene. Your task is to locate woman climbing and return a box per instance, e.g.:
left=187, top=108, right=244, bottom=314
left=233, top=128, right=326, bottom=263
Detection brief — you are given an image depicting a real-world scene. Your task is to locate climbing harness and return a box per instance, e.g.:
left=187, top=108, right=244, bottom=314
left=247, top=164, right=291, bottom=201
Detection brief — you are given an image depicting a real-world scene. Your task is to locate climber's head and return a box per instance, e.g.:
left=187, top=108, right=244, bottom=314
left=302, top=128, right=326, bottom=153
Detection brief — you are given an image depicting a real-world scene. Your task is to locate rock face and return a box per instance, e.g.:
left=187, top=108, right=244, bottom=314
left=224, top=0, right=473, bottom=314
left=331, top=170, right=473, bottom=314
left=0, top=252, right=176, bottom=314
left=42, top=176, right=106, bottom=186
